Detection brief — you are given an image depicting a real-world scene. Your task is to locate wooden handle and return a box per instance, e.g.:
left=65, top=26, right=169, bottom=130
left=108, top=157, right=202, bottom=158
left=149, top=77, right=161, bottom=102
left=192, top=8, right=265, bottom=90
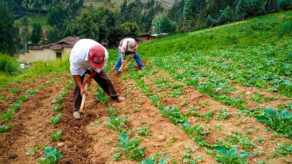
left=79, top=83, right=88, bottom=113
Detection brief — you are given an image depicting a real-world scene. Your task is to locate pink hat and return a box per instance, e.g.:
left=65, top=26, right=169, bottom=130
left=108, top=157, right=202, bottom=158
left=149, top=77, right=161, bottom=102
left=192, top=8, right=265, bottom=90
left=89, top=45, right=105, bottom=69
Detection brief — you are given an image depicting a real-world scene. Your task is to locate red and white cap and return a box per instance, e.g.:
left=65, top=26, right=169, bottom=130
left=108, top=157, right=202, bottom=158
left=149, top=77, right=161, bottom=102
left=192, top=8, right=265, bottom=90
left=89, top=45, right=105, bottom=69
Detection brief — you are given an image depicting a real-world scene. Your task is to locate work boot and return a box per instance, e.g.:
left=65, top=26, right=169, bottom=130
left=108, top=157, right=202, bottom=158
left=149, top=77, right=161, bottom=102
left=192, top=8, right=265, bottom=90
left=73, top=111, right=81, bottom=119
left=117, top=96, right=125, bottom=102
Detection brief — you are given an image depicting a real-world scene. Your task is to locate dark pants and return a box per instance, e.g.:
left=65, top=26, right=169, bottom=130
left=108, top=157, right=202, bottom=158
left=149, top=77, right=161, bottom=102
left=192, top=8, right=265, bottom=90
left=73, top=70, right=119, bottom=112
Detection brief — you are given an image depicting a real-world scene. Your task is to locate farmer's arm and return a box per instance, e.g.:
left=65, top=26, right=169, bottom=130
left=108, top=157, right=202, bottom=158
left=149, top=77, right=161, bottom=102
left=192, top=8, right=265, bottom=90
left=72, top=75, right=87, bottom=95
left=70, top=56, right=88, bottom=95
left=83, top=71, right=97, bottom=87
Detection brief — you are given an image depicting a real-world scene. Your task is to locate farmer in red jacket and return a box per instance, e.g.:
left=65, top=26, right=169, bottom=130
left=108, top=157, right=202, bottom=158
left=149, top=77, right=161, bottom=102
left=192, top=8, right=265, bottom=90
left=114, top=38, right=144, bottom=74
left=70, top=39, right=125, bottom=119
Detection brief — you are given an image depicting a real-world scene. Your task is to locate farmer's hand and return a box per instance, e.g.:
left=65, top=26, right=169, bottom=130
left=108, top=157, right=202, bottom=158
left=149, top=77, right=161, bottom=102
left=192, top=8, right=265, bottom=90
left=121, top=62, right=125, bottom=70
left=83, top=77, right=92, bottom=88
left=80, top=87, right=88, bottom=96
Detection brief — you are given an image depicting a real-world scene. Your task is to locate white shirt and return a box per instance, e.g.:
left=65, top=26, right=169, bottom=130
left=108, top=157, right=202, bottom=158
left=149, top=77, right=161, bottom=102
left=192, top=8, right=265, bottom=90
left=118, top=38, right=138, bottom=62
left=69, top=39, right=108, bottom=76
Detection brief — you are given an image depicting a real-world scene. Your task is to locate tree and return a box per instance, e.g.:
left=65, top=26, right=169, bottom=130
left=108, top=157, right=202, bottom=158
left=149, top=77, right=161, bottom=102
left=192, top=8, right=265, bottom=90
left=0, top=0, right=19, bottom=56
left=152, top=16, right=176, bottom=34
left=168, top=0, right=185, bottom=23
left=30, top=23, right=42, bottom=45
left=47, top=6, right=67, bottom=28
left=122, top=22, right=139, bottom=38
left=278, top=0, right=292, bottom=9
left=46, top=26, right=63, bottom=44
left=120, top=0, right=163, bottom=32
left=218, top=6, right=234, bottom=24
left=72, top=7, right=124, bottom=47
left=236, top=0, right=266, bottom=19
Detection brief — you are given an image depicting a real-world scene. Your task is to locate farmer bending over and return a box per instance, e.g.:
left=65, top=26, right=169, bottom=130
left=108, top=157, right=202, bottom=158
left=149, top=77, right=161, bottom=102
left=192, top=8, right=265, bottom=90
left=114, top=38, right=144, bottom=74
left=70, top=39, right=125, bottom=119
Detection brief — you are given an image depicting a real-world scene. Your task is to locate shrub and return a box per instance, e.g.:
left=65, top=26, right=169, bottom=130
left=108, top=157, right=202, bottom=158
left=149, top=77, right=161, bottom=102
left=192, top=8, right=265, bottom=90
left=278, top=0, right=292, bottom=9
left=205, top=15, right=214, bottom=27
left=152, top=16, right=176, bottom=34
left=218, top=6, right=234, bottom=24
left=122, top=22, right=139, bottom=38
left=236, top=0, right=266, bottom=19
left=0, top=53, right=20, bottom=76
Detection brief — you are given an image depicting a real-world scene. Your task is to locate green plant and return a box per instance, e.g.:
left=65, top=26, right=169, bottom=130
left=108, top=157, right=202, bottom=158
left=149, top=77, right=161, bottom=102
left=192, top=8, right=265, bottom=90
left=112, top=152, right=122, bottom=161
left=253, top=149, right=263, bottom=156
left=90, top=119, right=103, bottom=126
left=255, top=136, right=266, bottom=143
left=51, top=104, right=63, bottom=112
left=51, top=96, right=62, bottom=104
left=1, top=111, right=13, bottom=121
left=257, top=108, right=292, bottom=138
left=106, top=107, right=119, bottom=117
left=48, top=113, right=62, bottom=127
left=159, top=106, right=187, bottom=125
left=95, top=88, right=109, bottom=105
left=1, top=96, right=7, bottom=100
left=10, top=87, right=22, bottom=93
left=8, top=101, right=21, bottom=112
left=26, top=89, right=36, bottom=96
left=214, top=146, right=251, bottom=164
left=116, top=134, right=144, bottom=160
left=104, top=117, right=127, bottom=134
left=276, top=143, right=292, bottom=155
left=0, top=124, right=11, bottom=133
left=215, top=108, right=231, bottom=120
left=49, top=130, right=62, bottom=141
left=170, top=88, right=184, bottom=98
left=60, top=91, right=68, bottom=97
left=142, top=158, right=168, bottom=164
left=240, top=139, right=255, bottom=151
left=0, top=54, right=20, bottom=75
left=215, top=123, right=222, bottom=130
left=181, top=122, right=207, bottom=147
left=251, top=92, right=264, bottom=103
left=26, top=146, right=40, bottom=156
left=137, top=126, right=152, bottom=137
left=18, top=95, right=28, bottom=102
left=38, top=147, right=62, bottom=164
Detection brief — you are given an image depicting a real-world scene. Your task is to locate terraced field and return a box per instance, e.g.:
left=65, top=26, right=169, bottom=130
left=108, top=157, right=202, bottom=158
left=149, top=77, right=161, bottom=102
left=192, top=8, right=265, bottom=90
left=1, top=11, right=292, bottom=163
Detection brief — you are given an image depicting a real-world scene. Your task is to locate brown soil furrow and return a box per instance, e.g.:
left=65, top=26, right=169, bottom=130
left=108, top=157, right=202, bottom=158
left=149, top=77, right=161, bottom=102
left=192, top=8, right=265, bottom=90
left=143, top=69, right=292, bottom=163
left=0, top=73, right=66, bottom=113
left=0, top=74, right=70, bottom=163
left=231, top=84, right=292, bottom=109
left=109, top=71, right=217, bottom=163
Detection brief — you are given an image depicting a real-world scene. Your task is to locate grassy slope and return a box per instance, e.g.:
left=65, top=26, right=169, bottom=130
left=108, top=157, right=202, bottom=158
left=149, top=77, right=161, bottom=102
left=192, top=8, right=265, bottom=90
left=135, top=11, right=292, bottom=58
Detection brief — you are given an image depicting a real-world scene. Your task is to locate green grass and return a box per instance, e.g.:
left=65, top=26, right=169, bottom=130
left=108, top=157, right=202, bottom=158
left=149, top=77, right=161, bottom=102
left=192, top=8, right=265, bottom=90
left=16, top=14, right=48, bottom=27
left=0, top=56, right=69, bottom=87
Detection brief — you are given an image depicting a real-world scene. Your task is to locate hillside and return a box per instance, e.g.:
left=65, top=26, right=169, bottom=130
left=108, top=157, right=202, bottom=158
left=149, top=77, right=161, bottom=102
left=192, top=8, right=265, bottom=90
left=1, top=11, right=292, bottom=163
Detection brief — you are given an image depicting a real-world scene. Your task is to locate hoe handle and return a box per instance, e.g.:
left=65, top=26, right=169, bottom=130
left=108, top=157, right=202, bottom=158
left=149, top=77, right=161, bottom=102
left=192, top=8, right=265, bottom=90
left=79, top=83, right=88, bottom=113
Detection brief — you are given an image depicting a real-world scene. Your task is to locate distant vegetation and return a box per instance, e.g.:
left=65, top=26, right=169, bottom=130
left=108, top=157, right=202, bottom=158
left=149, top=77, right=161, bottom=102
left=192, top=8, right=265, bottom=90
left=0, top=0, right=291, bottom=56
